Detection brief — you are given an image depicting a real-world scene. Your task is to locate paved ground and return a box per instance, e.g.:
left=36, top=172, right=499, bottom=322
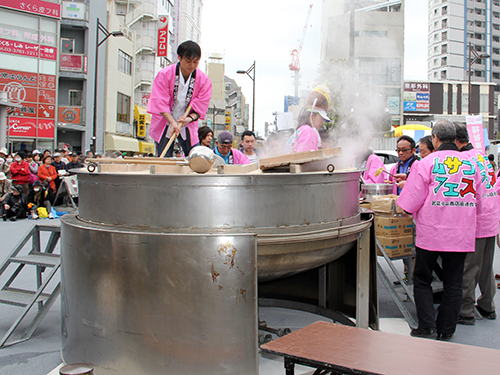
left=1, top=215, right=500, bottom=375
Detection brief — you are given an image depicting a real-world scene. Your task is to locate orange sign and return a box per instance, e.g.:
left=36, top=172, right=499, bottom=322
left=59, top=106, right=81, bottom=124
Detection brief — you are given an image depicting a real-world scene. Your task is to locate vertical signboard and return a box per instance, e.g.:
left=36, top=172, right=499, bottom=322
left=466, top=115, right=485, bottom=153
left=225, top=110, right=231, bottom=131
left=157, top=16, right=168, bottom=57
left=403, top=82, right=430, bottom=112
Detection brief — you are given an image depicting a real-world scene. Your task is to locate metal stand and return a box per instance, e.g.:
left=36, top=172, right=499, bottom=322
left=0, top=223, right=61, bottom=348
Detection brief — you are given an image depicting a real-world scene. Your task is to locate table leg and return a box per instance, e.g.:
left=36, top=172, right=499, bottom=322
left=285, top=357, right=295, bottom=375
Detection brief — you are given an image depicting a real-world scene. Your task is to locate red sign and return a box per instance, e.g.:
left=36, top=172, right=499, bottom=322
left=0, top=0, right=61, bottom=19
left=157, top=16, right=168, bottom=57
left=8, top=117, right=37, bottom=137
left=60, top=53, right=85, bottom=72
left=0, top=38, right=57, bottom=60
left=38, top=119, right=55, bottom=138
left=1, top=68, right=56, bottom=139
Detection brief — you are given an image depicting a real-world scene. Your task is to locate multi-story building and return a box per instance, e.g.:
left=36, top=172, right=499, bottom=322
left=0, top=0, right=62, bottom=153
left=428, top=0, right=500, bottom=136
left=321, top=0, right=404, bottom=127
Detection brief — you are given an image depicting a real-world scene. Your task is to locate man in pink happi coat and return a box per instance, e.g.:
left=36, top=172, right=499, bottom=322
left=453, top=123, right=499, bottom=326
left=147, top=40, right=212, bottom=157
left=398, top=120, right=483, bottom=342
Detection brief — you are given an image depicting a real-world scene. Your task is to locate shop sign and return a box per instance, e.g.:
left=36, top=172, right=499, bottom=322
left=0, top=25, right=56, bottom=46
left=157, top=16, right=168, bottom=57
left=403, top=82, right=430, bottom=113
left=38, top=119, right=55, bottom=138
left=58, top=106, right=81, bottom=124
left=0, top=0, right=61, bottom=19
left=137, top=114, right=146, bottom=137
left=60, top=53, right=86, bottom=72
left=62, top=1, right=86, bottom=20
left=141, top=92, right=151, bottom=107
left=0, top=38, right=57, bottom=60
left=466, top=115, right=485, bottom=153
left=8, top=117, right=36, bottom=137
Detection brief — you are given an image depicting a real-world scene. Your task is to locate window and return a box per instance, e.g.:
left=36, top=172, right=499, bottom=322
left=442, top=44, right=448, bottom=53
left=441, top=70, right=447, bottom=79
left=355, top=30, right=388, bottom=37
left=69, top=90, right=83, bottom=106
left=355, top=58, right=401, bottom=85
left=494, top=48, right=500, bottom=54
left=442, top=6, right=447, bottom=15
left=434, top=58, right=438, bottom=66
left=476, top=21, right=484, bottom=27
left=494, top=72, right=500, bottom=79
left=225, top=83, right=231, bottom=91
left=475, top=33, right=484, bottom=40
left=118, top=50, right=132, bottom=75
left=442, top=31, right=447, bottom=40
left=494, top=60, right=500, bottom=66
left=494, top=24, right=500, bottom=30
left=480, top=93, right=488, bottom=112
left=117, top=93, right=131, bottom=123
left=441, top=56, right=447, bottom=66
left=494, top=36, right=500, bottom=43
left=495, top=12, right=500, bottom=18
left=475, top=70, right=483, bottom=77
left=462, top=93, right=469, bottom=113
left=61, top=38, right=74, bottom=53
left=442, top=19, right=447, bottom=28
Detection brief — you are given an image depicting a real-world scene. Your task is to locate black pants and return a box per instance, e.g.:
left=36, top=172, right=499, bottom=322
left=413, top=247, right=467, bottom=335
left=156, top=126, right=198, bottom=157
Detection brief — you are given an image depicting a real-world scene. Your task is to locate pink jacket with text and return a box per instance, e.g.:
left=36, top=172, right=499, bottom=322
left=289, top=125, right=320, bottom=153
left=463, top=149, right=500, bottom=238
left=397, top=148, right=482, bottom=252
left=147, top=64, right=212, bottom=146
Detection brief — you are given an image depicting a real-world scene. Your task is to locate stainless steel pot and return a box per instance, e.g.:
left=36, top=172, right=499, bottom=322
left=361, top=183, right=393, bottom=202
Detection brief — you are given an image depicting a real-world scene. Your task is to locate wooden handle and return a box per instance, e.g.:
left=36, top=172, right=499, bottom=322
left=159, top=105, right=192, bottom=158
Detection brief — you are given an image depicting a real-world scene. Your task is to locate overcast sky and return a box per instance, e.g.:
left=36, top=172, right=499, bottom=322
left=201, top=0, right=428, bottom=136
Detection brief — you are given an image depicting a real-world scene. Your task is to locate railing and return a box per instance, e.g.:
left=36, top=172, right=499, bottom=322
left=60, top=53, right=87, bottom=73
left=134, top=70, right=153, bottom=88
left=136, top=35, right=155, bottom=53
left=125, top=2, right=155, bottom=26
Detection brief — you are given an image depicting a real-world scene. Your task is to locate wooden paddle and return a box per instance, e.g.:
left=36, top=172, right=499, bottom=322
left=159, top=104, right=192, bottom=158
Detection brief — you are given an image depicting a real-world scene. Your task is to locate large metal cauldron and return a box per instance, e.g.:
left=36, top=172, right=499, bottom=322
left=60, top=169, right=366, bottom=375
left=75, top=170, right=366, bottom=281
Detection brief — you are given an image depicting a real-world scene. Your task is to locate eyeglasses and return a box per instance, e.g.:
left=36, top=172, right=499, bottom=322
left=219, top=144, right=232, bottom=149
left=395, top=148, right=412, bottom=153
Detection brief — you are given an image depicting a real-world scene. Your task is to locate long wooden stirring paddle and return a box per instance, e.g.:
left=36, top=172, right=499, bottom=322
left=159, top=104, right=192, bottom=158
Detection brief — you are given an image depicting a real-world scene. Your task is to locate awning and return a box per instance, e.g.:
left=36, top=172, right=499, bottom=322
left=105, top=134, right=140, bottom=152
left=134, top=105, right=151, bottom=124
left=139, top=141, right=155, bottom=154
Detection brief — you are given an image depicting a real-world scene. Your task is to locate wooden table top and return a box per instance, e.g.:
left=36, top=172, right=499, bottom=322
left=261, top=321, right=500, bottom=375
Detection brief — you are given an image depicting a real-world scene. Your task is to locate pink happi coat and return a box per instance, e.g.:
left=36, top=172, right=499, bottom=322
left=463, top=149, right=500, bottom=238
left=397, top=149, right=483, bottom=252
left=147, top=64, right=212, bottom=146
left=363, top=153, right=386, bottom=184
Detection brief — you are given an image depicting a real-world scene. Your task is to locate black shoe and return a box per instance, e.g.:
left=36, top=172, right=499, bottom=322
left=2, top=214, right=6, bottom=222
left=9, top=216, right=16, bottom=221
left=436, top=333, right=453, bottom=341
left=457, top=316, right=475, bottom=325
left=410, top=327, right=436, bottom=338
left=476, top=305, right=497, bottom=320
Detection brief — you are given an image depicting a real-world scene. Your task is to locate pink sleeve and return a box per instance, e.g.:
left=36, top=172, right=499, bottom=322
left=233, top=149, right=250, bottom=164
left=389, top=164, right=398, bottom=194
left=294, top=126, right=319, bottom=152
left=397, top=161, right=428, bottom=213
left=147, top=66, right=175, bottom=115
left=363, top=154, right=386, bottom=184
left=187, top=71, right=213, bottom=146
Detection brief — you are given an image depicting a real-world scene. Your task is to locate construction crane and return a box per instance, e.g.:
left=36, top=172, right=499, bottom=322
left=289, top=4, right=313, bottom=97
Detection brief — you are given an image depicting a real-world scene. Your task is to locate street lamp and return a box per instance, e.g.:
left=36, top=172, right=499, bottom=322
left=237, top=61, right=256, bottom=132
left=468, top=42, right=490, bottom=114
left=92, top=18, right=124, bottom=154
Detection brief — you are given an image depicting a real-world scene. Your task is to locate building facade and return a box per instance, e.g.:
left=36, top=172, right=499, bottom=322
left=321, top=0, right=404, bottom=127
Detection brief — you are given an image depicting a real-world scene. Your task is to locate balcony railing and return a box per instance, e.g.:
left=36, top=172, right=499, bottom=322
left=135, top=70, right=153, bottom=88
left=60, top=53, right=87, bottom=73
left=125, top=2, right=155, bottom=27
left=136, top=35, right=155, bottom=54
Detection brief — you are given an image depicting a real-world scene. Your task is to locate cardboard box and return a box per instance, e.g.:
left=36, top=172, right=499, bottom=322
left=375, top=216, right=414, bottom=237
left=376, top=235, right=414, bottom=258
left=370, top=194, right=405, bottom=215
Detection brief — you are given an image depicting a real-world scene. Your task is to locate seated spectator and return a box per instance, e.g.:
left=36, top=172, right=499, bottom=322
left=51, top=152, right=66, bottom=193
left=0, top=172, right=12, bottom=203
left=38, top=155, right=58, bottom=199
left=198, top=126, right=214, bottom=148
left=10, top=151, right=30, bottom=195
left=214, top=131, right=250, bottom=165
left=1, top=149, right=12, bottom=179
left=27, top=152, right=40, bottom=185
left=1, top=185, right=28, bottom=221
left=65, top=152, right=84, bottom=175
left=28, top=180, right=54, bottom=219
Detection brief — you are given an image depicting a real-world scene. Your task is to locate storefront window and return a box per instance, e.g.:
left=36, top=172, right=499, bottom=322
left=117, top=92, right=131, bottom=123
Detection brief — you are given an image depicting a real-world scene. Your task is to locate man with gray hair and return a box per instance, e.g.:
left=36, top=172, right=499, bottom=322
left=397, top=120, right=482, bottom=341
left=453, top=122, right=499, bottom=326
